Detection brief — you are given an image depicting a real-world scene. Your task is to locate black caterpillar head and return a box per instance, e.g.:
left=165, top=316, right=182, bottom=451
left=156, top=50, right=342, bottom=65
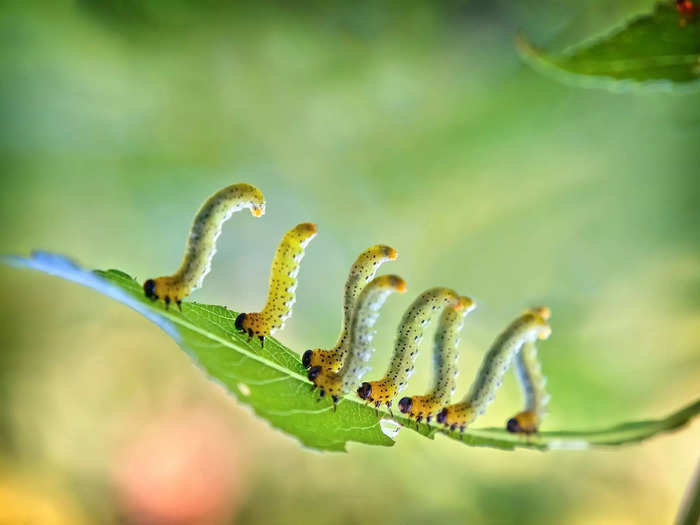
left=143, top=279, right=157, bottom=300
left=235, top=313, right=247, bottom=332
left=506, top=417, right=521, bottom=433
left=398, top=397, right=412, bottom=414
left=302, top=349, right=313, bottom=368
left=357, top=382, right=372, bottom=401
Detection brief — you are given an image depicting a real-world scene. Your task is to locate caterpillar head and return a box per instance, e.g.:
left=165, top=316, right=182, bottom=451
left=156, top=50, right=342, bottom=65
left=506, top=410, right=539, bottom=434
left=143, top=279, right=157, bottom=300
left=398, top=396, right=412, bottom=414
left=356, top=380, right=395, bottom=409
left=235, top=313, right=248, bottom=332
left=301, top=348, right=341, bottom=371
left=436, top=403, right=476, bottom=432
left=302, top=350, right=313, bottom=368
left=143, top=277, right=181, bottom=308
left=357, top=382, right=373, bottom=401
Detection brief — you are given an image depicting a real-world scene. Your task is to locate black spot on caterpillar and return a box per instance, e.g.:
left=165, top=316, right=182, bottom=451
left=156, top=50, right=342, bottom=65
left=143, top=183, right=265, bottom=310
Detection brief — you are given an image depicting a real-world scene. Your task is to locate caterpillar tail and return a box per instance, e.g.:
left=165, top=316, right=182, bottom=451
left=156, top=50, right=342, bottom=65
left=235, top=222, right=318, bottom=347
left=302, top=245, right=398, bottom=373
left=144, top=183, right=265, bottom=310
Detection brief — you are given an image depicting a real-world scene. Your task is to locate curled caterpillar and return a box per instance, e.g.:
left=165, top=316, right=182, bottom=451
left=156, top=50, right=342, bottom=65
left=437, top=307, right=551, bottom=432
left=357, top=287, right=462, bottom=410
left=235, top=222, right=318, bottom=347
left=507, top=307, right=551, bottom=434
left=397, top=295, right=476, bottom=424
left=143, top=183, right=265, bottom=309
left=302, top=245, right=398, bottom=373
left=307, top=274, right=407, bottom=405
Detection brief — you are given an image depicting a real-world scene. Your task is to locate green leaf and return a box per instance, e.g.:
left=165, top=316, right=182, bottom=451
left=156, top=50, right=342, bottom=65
left=3, top=251, right=699, bottom=452
left=518, top=2, right=700, bottom=91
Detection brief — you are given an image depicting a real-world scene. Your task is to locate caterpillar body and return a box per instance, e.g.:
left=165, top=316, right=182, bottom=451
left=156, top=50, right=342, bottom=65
left=143, top=183, right=265, bottom=309
left=437, top=307, right=551, bottom=432
left=397, top=295, right=476, bottom=424
left=235, top=222, right=318, bottom=346
left=357, top=287, right=462, bottom=410
left=302, top=245, right=398, bottom=373
left=507, top=307, right=551, bottom=434
left=307, top=274, right=407, bottom=404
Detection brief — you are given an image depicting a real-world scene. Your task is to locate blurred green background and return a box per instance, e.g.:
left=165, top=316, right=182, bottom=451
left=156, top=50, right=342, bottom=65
left=1, top=1, right=699, bottom=523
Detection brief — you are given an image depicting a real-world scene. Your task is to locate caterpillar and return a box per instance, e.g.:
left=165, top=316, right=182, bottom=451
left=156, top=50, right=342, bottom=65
left=437, top=307, right=551, bottom=433
left=143, top=183, right=265, bottom=309
left=302, top=245, right=398, bottom=373
left=506, top=307, right=551, bottom=434
left=235, top=222, right=318, bottom=347
left=307, top=274, right=407, bottom=404
left=356, top=287, right=462, bottom=410
left=397, top=295, right=476, bottom=424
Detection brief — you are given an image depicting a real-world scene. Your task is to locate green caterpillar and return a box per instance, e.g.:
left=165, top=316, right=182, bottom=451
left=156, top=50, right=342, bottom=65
left=507, top=307, right=551, bottom=434
left=302, top=245, right=398, bottom=373
left=357, top=287, right=462, bottom=410
left=144, top=183, right=265, bottom=309
left=397, top=295, right=476, bottom=424
left=437, top=307, right=551, bottom=432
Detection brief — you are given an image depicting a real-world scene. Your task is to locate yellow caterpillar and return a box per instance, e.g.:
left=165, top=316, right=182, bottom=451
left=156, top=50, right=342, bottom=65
left=357, top=287, right=462, bottom=410
left=235, top=222, right=318, bottom=347
left=507, top=307, right=551, bottom=434
left=437, top=307, right=551, bottom=432
left=397, top=296, right=476, bottom=424
left=143, top=183, right=265, bottom=310
left=308, top=274, right=406, bottom=405
left=302, top=245, right=398, bottom=373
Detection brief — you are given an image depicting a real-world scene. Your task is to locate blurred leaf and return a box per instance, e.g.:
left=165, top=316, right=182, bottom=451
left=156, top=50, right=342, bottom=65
left=3, top=251, right=699, bottom=452
left=518, top=2, right=700, bottom=91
